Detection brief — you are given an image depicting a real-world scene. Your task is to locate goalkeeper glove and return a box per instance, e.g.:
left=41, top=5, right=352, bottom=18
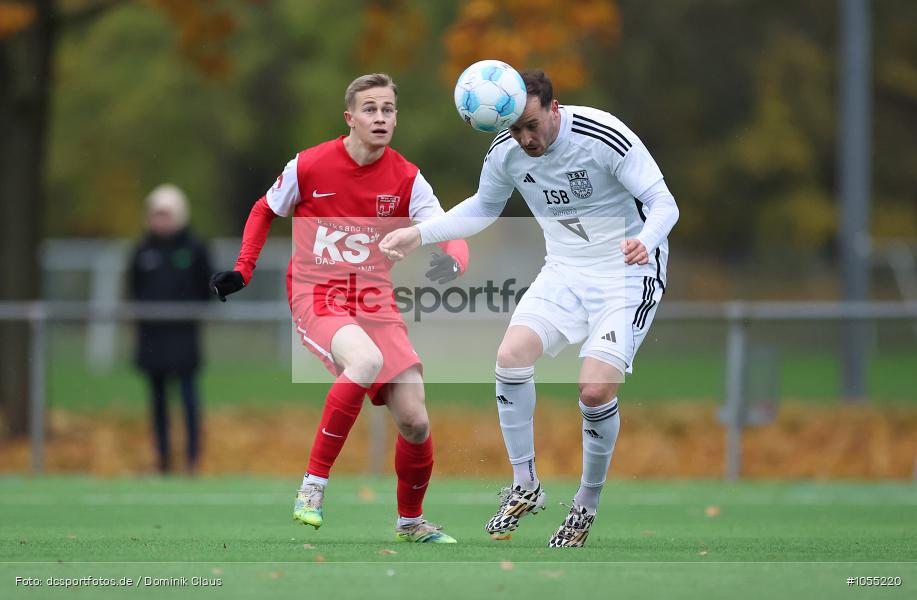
left=210, top=271, right=245, bottom=302
left=425, top=252, right=462, bottom=284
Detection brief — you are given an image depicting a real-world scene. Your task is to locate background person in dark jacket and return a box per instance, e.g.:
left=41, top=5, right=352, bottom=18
left=128, top=184, right=213, bottom=474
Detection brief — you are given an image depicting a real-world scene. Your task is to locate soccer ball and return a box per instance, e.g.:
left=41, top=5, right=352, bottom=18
left=454, top=60, right=527, bottom=133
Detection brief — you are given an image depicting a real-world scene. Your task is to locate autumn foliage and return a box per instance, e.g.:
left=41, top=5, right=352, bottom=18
left=442, top=0, right=620, bottom=91
left=0, top=1, right=35, bottom=38
left=0, top=0, right=245, bottom=78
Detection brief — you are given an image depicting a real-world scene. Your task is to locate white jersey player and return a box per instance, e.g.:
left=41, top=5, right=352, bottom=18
left=380, top=70, right=679, bottom=547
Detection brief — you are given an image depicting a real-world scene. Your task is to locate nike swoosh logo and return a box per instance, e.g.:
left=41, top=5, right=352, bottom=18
left=411, top=482, right=429, bottom=490
left=312, top=190, right=336, bottom=198
left=321, top=428, right=344, bottom=438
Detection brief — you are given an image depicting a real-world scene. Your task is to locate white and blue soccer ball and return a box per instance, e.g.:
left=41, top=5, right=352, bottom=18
left=454, top=60, right=527, bottom=133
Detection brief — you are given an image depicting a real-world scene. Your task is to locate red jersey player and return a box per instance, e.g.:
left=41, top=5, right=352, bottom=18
left=210, top=74, right=468, bottom=543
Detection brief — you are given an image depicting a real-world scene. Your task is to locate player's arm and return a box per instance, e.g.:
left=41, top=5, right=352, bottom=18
left=629, top=179, right=679, bottom=264
left=406, top=171, right=470, bottom=283
left=380, top=149, right=514, bottom=260
left=210, top=156, right=300, bottom=301
left=603, top=123, right=679, bottom=265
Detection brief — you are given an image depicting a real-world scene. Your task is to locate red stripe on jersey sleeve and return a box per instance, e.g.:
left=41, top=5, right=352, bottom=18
left=233, top=196, right=277, bottom=284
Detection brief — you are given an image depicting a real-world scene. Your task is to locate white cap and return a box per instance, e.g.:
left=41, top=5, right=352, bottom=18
left=146, top=183, right=189, bottom=228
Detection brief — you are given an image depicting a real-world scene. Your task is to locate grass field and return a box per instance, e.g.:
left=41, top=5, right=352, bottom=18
left=2, top=477, right=915, bottom=599
left=48, top=350, right=917, bottom=414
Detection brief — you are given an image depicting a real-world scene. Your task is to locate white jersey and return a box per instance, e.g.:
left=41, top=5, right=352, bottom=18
left=418, top=105, right=675, bottom=288
left=479, top=105, right=668, bottom=283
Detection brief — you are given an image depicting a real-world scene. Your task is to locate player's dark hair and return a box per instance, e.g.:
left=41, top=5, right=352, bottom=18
left=344, top=73, right=397, bottom=109
left=521, top=70, right=553, bottom=108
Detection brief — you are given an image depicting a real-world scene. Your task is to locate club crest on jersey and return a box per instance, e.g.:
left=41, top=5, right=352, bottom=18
left=376, top=195, right=400, bottom=218
left=566, top=170, right=593, bottom=199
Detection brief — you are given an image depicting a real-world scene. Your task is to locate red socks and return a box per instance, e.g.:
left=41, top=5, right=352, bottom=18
left=395, top=434, right=433, bottom=518
left=307, top=376, right=434, bottom=519
left=306, top=375, right=366, bottom=478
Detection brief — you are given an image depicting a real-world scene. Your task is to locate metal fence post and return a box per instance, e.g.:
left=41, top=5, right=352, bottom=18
left=87, top=252, right=121, bottom=372
left=724, top=306, right=748, bottom=480
left=29, top=302, right=47, bottom=474
left=838, top=0, right=873, bottom=402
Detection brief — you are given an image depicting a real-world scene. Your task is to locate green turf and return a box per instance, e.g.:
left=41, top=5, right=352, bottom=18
left=1, top=477, right=915, bottom=599
left=47, top=350, right=917, bottom=413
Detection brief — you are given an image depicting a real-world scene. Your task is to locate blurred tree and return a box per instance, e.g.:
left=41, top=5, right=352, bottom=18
left=604, top=0, right=917, bottom=269
left=442, top=0, right=620, bottom=91
left=0, top=0, right=245, bottom=436
left=44, top=0, right=374, bottom=238
left=871, top=0, right=917, bottom=241
left=356, top=0, right=427, bottom=72
left=0, top=0, right=56, bottom=437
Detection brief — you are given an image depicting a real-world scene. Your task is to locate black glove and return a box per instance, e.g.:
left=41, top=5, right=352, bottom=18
left=209, top=271, right=245, bottom=302
left=425, top=252, right=462, bottom=284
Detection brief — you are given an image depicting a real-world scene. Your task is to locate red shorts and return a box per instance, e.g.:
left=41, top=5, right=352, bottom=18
left=293, top=306, right=422, bottom=405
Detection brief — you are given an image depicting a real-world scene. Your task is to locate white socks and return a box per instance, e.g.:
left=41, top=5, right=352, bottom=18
left=495, top=365, right=539, bottom=490
left=511, top=459, right=538, bottom=490
left=574, top=397, right=620, bottom=511
left=302, top=473, right=328, bottom=489
left=495, top=363, right=621, bottom=508
left=397, top=515, right=423, bottom=528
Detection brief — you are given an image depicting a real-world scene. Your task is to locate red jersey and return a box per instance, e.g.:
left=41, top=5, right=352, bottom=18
left=234, top=136, right=468, bottom=313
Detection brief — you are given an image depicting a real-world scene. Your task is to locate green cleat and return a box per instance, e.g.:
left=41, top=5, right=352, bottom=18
left=293, top=483, right=324, bottom=529
left=395, top=520, right=457, bottom=544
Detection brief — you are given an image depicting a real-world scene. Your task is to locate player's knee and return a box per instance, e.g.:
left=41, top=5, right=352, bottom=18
left=346, top=346, right=384, bottom=383
left=397, top=415, right=429, bottom=443
left=579, top=382, right=617, bottom=407
left=496, top=342, right=535, bottom=369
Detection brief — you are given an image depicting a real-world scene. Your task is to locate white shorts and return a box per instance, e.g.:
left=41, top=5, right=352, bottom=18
left=509, top=262, right=664, bottom=374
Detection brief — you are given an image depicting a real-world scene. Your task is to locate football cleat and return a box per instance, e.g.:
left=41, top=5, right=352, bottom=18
left=547, top=502, right=595, bottom=548
left=485, top=484, right=546, bottom=535
left=395, top=520, right=457, bottom=544
left=293, top=483, right=324, bottom=529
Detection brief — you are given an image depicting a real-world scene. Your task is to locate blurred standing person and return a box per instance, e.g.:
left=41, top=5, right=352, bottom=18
left=129, top=184, right=213, bottom=474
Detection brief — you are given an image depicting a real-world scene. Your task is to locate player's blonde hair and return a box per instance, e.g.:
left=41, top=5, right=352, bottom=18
left=344, top=73, right=397, bottom=110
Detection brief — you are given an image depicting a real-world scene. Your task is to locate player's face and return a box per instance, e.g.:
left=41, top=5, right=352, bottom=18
left=344, top=87, right=398, bottom=150
left=508, top=96, right=560, bottom=157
